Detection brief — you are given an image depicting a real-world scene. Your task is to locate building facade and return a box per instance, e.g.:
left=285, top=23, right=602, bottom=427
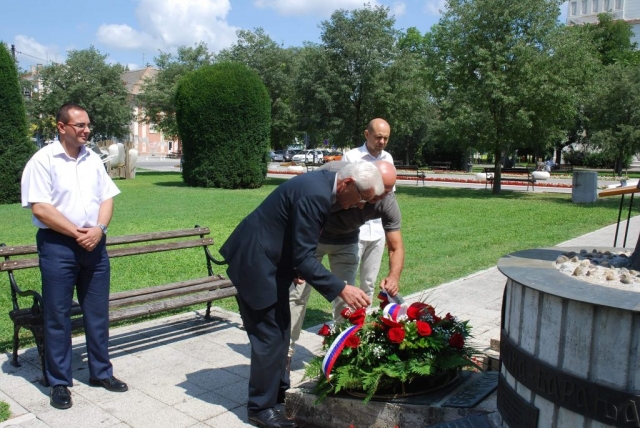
left=122, top=67, right=180, bottom=157
left=567, top=0, right=640, bottom=44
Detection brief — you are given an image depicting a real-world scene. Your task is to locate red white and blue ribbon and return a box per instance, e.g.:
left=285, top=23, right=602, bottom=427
left=378, top=290, right=405, bottom=304
left=321, top=324, right=362, bottom=380
left=383, top=302, right=407, bottom=321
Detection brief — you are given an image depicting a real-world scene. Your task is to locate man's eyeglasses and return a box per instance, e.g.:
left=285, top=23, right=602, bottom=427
left=65, top=123, right=91, bottom=130
left=352, top=182, right=368, bottom=204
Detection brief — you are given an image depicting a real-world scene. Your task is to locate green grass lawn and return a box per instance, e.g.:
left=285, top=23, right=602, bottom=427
left=1, top=171, right=637, bottom=352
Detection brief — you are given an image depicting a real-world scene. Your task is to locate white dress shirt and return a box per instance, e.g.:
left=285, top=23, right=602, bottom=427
left=342, top=143, right=394, bottom=241
left=22, top=141, right=121, bottom=229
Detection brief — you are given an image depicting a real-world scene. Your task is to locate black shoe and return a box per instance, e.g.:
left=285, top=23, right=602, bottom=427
left=50, top=385, right=72, bottom=409
left=248, top=408, right=297, bottom=428
left=89, top=376, right=128, bottom=392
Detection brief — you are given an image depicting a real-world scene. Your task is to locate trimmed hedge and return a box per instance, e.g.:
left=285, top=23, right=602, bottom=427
left=175, top=62, right=271, bottom=188
left=0, top=44, right=35, bottom=204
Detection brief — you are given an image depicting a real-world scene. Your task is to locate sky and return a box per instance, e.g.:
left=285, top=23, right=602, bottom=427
left=2, top=0, right=569, bottom=72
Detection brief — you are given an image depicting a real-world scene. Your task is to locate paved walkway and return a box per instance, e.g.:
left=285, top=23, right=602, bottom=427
left=2, top=195, right=638, bottom=427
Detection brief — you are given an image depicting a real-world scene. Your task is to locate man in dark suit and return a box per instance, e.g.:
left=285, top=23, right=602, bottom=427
left=220, top=162, right=383, bottom=428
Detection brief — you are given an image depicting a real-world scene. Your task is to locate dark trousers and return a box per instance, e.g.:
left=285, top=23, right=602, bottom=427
left=37, top=228, right=113, bottom=387
left=237, top=285, right=291, bottom=413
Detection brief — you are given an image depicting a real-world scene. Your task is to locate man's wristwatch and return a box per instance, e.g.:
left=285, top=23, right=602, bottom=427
left=97, top=224, right=108, bottom=235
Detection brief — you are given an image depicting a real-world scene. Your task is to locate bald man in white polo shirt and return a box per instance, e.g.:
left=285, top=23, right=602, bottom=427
left=21, top=103, right=128, bottom=410
left=341, top=118, right=397, bottom=307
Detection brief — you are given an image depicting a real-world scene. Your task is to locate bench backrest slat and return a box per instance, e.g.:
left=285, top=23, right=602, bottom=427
left=107, top=227, right=210, bottom=245
left=0, top=227, right=210, bottom=258
left=484, top=167, right=531, bottom=174
left=1, top=235, right=213, bottom=272
left=108, top=238, right=213, bottom=258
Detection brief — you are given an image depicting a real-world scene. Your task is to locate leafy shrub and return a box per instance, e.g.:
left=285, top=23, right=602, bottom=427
left=0, top=400, right=9, bottom=422
left=175, top=62, right=271, bottom=188
left=565, top=149, right=631, bottom=169
left=0, top=44, right=36, bottom=204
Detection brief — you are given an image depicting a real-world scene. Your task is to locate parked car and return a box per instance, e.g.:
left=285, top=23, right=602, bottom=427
left=271, top=150, right=285, bottom=162
left=323, top=151, right=343, bottom=163
left=292, top=150, right=324, bottom=163
left=283, top=150, right=299, bottom=162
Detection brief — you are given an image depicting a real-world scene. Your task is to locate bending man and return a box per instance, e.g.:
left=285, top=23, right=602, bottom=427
left=220, top=162, right=383, bottom=428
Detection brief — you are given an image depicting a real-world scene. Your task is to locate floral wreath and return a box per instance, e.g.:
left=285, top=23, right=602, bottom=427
left=304, top=292, right=478, bottom=403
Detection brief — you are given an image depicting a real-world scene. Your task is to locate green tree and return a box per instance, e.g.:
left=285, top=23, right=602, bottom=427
left=291, top=43, right=337, bottom=148
left=384, top=28, right=438, bottom=165
left=586, top=64, right=640, bottom=175
left=315, top=5, right=398, bottom=147
left=218, top=29, right=299, bottom=149
left=0, top=43, right=35, bottom=204
left=426, top=0, right=594, bottom=193
left=175, top=62, right=271, bottom=188
left=138, top=43, right=214, bottom=140
left=31, top=47, right=131, bottom=141
left=579, top=13, right=640, bottom=66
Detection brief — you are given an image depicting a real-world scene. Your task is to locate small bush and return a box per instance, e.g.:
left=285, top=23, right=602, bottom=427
left=0, top=400, right=9, bottom=422
left=175, top=62, right=271, bottom=188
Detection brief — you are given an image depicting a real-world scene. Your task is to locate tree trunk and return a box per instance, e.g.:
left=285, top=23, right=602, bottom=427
left=630, top=237, right=640, bottom=270
left=492, top=149, right=502, bottom=194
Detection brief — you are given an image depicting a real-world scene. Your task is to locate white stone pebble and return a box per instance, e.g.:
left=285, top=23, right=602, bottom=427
left=555, top=250, right=639, bottom=291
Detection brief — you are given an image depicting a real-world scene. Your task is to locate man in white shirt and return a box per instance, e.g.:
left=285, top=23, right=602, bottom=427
left=339, top=118, right=400, bottom=313
left=21, top=103, right=127, bottom=410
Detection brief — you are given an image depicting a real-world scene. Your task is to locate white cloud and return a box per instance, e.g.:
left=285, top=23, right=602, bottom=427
left=391, top=2, right=406, bottom=17
left=424, top=0, right=447, bottom=16
left=253, top=0, right=380, bottom=16
left=97, top=0, right=239, bottom=54
left=13, top=35, right=63, bottom=67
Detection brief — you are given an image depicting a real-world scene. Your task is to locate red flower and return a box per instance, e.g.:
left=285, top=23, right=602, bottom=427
left=388, top=327, right=405, bottom=344
left=416, top=321, right=432, bottom=337
left=449, top=333, right=465, bottom=349
left=317, top=324, right=331, bottom=337
left=407, top=302, right=427, bottom=320
left=340, top=308, right=352, bottom=319
left=380, top=317, right=402, bottom=329
left=445, top=312, right=455, bottom=321
left=347, top=308, right=366, bottom=325
left=345, top=335, right=361, bottom=348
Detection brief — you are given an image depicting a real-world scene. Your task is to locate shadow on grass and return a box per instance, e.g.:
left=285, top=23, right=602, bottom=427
left=396, top=186, right=640, bottom=211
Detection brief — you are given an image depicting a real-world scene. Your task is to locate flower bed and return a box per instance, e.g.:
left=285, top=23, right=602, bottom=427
left=303, top=294, right=478, bottom=403
left=267, top=170, right=573, bottom=188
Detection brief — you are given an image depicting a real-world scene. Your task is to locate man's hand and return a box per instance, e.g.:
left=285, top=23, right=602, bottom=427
left=379, top=276, right=399, bottom=297
left=293, top=277, right=305, bottom=285
left=76, top=227, right=103, bottom=251
left=339, top=285, right=371, bottom=309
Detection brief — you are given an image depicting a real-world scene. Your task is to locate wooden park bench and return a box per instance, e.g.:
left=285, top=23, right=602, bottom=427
left=483, top=167, right=536, bottom=191
left=395, top=165, right=426, bottom=185
left=1, top=226, right=236, bottom=385
left=430, top=161, right=452, bottom=171
left=555, top=164, right=573, bottom=173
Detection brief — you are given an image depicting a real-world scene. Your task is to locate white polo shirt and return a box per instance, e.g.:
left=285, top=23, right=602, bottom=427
left=21, top=141, right=120, bottom=229
left=342, top=144, right=394, bottom=242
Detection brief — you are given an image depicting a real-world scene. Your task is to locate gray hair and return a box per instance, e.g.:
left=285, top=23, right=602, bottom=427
left=336, top=162, right=384, bottom=196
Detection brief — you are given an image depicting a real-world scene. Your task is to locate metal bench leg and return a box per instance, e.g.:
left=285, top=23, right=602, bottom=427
left=614, top=194, right=625, bottom=247
left=33, top=330, right=49, bottom=386
left=205, top=301, right=212, bottom=319
left=11, top=324, right=21, bottom=367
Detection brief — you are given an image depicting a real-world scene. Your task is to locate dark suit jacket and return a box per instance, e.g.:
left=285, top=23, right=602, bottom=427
left=220, top=170, right=346, bottom=310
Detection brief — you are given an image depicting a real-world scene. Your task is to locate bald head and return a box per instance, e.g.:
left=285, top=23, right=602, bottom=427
left=371, top=160, right=396, bottom=202
left=364, top=118, right=391, bottom=158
